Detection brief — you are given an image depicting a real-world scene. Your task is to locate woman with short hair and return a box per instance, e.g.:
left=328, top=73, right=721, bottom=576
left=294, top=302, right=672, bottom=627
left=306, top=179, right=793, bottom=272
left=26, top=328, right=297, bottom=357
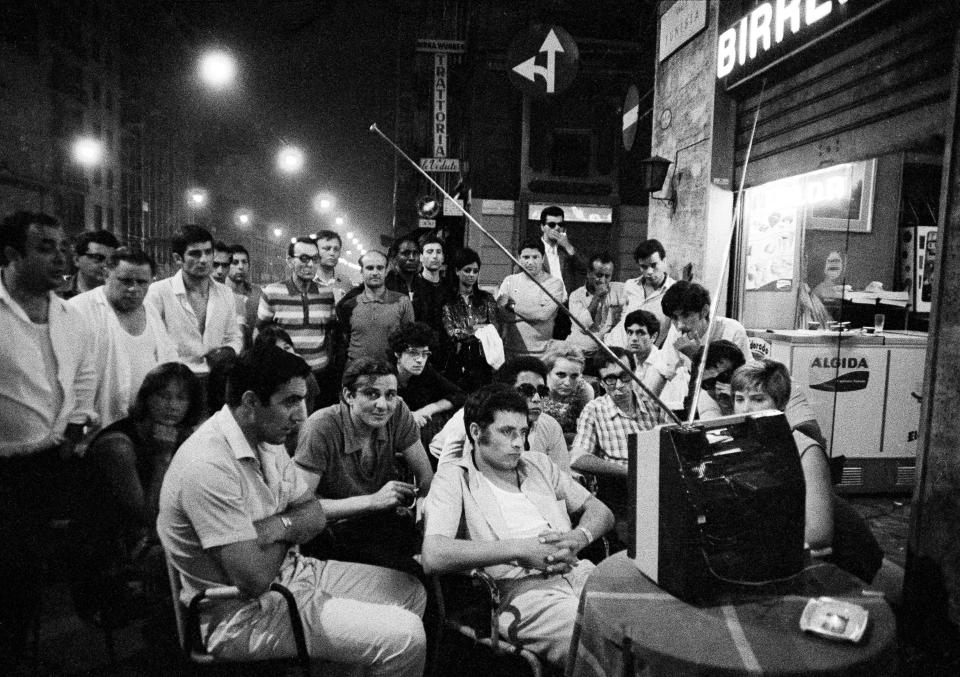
left=541, top=344, right=594, bottom=441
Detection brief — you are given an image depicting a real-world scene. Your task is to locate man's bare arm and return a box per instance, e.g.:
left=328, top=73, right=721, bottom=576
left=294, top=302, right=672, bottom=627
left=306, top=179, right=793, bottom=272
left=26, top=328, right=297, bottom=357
left=571, top=453, right=629, bottom=478
left=209, top=539, right=288, bottom=598
left=295, top=464, right=417, bottom=520
left=421, top=534, right=575, bottom=576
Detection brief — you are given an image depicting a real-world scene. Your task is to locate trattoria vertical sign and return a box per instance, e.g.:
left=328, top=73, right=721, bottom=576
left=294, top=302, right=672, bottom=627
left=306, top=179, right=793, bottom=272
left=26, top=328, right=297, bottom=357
left=717, top=0, right=870, bottom=85
left=433, top=53, right=448, bottom=157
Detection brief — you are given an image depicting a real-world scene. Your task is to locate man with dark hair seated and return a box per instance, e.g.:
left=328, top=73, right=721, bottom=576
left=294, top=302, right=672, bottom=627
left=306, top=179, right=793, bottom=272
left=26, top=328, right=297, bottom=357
left=430, top=356, right=568, bottom=472
left=422, top=384, right=614, bottom=671
left=294, top=358, right=434, bottom=572
left=159, top=346, right=426, bottom=674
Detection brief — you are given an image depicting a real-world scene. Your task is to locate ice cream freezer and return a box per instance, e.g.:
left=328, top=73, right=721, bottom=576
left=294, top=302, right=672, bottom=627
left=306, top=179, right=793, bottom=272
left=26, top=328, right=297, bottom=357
left=747, top=329, right=929, bottom=494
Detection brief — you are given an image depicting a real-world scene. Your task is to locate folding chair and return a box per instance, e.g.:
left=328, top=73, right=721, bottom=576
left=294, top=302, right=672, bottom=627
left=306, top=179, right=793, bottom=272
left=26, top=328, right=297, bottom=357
left=164, top=553, right=311, bottom=676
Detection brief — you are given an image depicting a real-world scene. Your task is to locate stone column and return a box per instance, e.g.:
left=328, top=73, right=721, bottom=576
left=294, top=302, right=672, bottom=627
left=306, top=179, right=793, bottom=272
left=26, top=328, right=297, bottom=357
left=903, top=27, right=960, bottom=637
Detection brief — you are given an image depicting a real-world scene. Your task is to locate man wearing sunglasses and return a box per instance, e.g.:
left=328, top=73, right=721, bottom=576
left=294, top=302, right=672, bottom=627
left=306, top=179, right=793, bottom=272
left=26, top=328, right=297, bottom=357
left=58, top=229, right=119, bottom=299
left=430, top=356, right=568, bottom=472
left=570, top=347, right=669, bottom=480
left=257, top=236, right=338, bottom=408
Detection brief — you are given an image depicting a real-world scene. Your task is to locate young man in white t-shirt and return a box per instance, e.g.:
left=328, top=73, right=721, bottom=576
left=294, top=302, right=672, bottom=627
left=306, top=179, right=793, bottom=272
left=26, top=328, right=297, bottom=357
left=422, top=385, right=613, bottom=670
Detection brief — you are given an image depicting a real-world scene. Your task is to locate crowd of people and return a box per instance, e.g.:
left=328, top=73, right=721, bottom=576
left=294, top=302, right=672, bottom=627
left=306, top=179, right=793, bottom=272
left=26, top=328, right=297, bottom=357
left=0, top=206, right=885, bottom=673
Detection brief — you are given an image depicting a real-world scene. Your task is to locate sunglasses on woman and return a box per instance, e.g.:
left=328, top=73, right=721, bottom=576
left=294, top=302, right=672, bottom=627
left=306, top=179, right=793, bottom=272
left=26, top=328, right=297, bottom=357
left=516, top=383, right=550, bottom=398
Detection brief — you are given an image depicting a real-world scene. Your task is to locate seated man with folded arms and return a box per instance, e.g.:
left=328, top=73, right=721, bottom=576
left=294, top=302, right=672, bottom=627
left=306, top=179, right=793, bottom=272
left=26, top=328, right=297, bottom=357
left=294, top=358, right=434, bottom=572
left=422, top=385, right=614, bottom=671
left=158, top=346, right=426, bottom=675
left=430, top=356, right=568, bottom=472
left=731, top=359, right=883, bottom=584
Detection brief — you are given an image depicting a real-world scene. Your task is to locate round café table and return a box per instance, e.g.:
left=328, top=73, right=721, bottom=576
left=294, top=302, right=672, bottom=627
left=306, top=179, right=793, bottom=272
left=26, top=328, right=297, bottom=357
left=565, top=552, right=897, bottom=677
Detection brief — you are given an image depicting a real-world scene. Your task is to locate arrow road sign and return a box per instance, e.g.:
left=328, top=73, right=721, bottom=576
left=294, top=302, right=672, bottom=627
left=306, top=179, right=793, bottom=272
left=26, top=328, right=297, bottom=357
left=507, top=25, right=579, bottom=97
left=512, top=29, right=565, bottom=93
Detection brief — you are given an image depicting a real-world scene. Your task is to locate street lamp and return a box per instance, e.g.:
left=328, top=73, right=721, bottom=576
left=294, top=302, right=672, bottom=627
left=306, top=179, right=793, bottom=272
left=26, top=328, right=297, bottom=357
left=273, top=226, right=284, bottom=238
left=187, top=188, right=208, bottom=208
left=346, top=231, right=354, bottom=238
left=72, top=136, right=103, bottom=167
left=234, top=209, right=253, bottom=227
left=313, top=193, right=335, bottom=213
left=277, top=146, right=305, bottom=174
left=198, top=49, right=237, bottom=90
left=334, top=216, right=345, bottom=226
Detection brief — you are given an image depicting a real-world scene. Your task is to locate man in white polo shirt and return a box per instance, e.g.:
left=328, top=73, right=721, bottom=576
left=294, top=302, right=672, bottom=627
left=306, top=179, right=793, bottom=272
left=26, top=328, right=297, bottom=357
left=159, top=346, right=426, bottom=674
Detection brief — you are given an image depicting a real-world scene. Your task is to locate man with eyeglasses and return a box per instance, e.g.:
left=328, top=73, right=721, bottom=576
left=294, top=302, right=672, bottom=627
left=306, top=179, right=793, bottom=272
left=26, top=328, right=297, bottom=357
left=295, top=358, right=434, bottom=572
left=58, top=229, right=119, bottom=299
left=258, top=236, right=338, bottom=408
left=538, top=205, right=586, bottom=294
left=570, top=347, right=669, bottom=480
left=430, top=356, right=568, bottom=472
left=70, top=247, right=178, bottom=427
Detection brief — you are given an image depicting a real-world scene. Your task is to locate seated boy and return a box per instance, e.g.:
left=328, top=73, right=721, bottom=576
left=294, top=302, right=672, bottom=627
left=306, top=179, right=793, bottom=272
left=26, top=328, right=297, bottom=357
left=731, top=359, right=883, bottom=583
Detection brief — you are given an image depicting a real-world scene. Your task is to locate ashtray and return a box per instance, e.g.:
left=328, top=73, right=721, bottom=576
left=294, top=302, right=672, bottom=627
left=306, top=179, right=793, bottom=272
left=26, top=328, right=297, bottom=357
left=799, top=597, right=868, bottom=643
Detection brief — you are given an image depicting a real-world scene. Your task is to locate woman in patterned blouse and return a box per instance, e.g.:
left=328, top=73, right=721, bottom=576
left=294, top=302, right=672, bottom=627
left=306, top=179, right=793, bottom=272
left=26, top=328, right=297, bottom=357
left=441, top=247, right=502, bottom=392
left=541, top=344, right=595, bottom=443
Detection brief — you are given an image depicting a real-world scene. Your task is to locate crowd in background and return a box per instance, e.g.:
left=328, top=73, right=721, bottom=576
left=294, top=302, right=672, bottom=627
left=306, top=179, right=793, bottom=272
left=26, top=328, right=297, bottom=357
left=0, top=206, right=889, bottom=673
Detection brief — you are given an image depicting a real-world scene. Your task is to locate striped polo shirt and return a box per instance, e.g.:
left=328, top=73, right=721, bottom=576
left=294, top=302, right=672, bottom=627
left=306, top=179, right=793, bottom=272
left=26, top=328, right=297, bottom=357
left=257, top=278, right=336, bottom=370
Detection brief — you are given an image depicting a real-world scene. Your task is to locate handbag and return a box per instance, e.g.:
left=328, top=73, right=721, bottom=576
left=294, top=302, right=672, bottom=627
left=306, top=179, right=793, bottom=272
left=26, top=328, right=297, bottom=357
left=475, top=324, right=505, bottom=369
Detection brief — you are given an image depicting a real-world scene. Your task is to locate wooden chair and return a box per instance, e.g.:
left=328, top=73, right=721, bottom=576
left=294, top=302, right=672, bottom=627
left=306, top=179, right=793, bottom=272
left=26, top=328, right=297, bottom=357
left=164, top=554, right=311, bottom=676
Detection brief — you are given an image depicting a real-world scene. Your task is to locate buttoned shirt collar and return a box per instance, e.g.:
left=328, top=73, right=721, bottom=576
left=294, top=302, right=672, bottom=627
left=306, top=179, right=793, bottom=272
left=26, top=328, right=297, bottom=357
left=337, top=403, right=389, bottom=456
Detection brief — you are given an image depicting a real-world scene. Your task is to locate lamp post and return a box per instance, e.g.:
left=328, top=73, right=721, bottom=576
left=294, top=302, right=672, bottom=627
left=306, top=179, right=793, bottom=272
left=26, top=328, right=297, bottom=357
left=277, top=146, right=305, bottom=175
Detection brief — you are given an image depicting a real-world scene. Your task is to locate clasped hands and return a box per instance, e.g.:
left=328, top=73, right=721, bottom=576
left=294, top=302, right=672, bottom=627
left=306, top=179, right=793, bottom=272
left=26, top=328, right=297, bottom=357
left=516, top=529, right=589, bottom=576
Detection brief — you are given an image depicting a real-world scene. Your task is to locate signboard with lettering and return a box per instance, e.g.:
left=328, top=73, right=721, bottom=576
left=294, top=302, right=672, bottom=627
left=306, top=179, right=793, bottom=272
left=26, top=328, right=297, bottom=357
left=416, top=39, right=466, bottom=54
left=418, top=218, right=436, bottom=229
left=659, top=0, right=707, bottom=62
left=433, top=54, right=448, bottom=157
left=717, top=0, right=868, bottom=85
left=419, top=158, right=461, bottom=173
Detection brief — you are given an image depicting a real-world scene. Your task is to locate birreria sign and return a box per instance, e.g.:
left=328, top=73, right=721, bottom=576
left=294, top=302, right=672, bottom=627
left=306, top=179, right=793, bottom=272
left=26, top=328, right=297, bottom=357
left=717, top=0, right=856, bottom=80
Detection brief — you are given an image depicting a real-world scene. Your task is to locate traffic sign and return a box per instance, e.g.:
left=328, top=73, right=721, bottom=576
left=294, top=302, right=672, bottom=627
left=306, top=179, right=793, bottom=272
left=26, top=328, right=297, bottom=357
left=507, top=25, right=579, bottom=97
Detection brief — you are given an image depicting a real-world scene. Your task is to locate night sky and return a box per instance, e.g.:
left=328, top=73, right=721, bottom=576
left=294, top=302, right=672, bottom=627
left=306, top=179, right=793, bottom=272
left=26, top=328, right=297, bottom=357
left=174, top=0, right=399, bottom=250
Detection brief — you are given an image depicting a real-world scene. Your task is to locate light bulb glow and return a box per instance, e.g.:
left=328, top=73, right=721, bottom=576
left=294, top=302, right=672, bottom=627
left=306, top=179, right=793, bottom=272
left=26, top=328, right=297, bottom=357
left=199, top=50, right=237, bottom=89
left=73, top=137, right=103, bottom=167
left=277, top=146, right=305, bottom=174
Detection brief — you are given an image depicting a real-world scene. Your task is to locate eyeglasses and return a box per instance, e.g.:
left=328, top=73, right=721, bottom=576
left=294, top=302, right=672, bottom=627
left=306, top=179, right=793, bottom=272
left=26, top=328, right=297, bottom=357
left=545, top=222, right=563, bottom=229
left=516, top=383, right=550, bottom=398
left=404, top=349, right=431, bottom=359
left=600, top=372, right=633, bottom=387
left=294, top=254, right=321, bottom=264
left=82, top=252, right=107, bottom=263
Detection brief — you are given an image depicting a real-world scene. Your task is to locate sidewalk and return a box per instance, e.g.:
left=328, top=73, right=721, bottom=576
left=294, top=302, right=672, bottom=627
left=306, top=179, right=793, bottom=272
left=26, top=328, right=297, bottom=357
left=8, top=494, right=959, bottom=676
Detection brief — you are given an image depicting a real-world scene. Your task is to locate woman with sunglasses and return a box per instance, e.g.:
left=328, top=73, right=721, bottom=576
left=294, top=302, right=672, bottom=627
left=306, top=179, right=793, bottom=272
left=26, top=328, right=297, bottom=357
left=390, top=322, right=466, bottom=449
left=441, top=247, right=503, bottom=391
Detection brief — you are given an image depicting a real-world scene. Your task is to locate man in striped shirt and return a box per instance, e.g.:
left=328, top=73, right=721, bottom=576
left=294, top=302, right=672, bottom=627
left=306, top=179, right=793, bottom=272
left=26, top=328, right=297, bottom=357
left=258, top=236, right=338, bottom=407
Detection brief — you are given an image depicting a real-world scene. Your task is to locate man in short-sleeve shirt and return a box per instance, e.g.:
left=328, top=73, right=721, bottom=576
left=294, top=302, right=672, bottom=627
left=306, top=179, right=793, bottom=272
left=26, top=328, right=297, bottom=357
left=421, top=385, right=613, bottom=670
left=295, top=358, right=434, bottom=570
left=158, top=346, right=426, bottom=674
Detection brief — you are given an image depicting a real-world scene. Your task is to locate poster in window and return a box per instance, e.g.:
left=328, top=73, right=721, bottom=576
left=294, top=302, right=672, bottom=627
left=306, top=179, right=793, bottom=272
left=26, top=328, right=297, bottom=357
left=807, top=159, right=876, bottom=232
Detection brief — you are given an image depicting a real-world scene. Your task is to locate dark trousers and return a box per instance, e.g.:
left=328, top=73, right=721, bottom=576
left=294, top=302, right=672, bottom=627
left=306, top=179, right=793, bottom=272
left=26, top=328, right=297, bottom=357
left=0, top=448, right=76, bottom=655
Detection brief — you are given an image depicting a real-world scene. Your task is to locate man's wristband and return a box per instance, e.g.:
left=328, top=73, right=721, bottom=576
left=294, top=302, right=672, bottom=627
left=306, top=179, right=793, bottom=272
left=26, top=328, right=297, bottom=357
left=576, top=526, right=594, bottom=546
